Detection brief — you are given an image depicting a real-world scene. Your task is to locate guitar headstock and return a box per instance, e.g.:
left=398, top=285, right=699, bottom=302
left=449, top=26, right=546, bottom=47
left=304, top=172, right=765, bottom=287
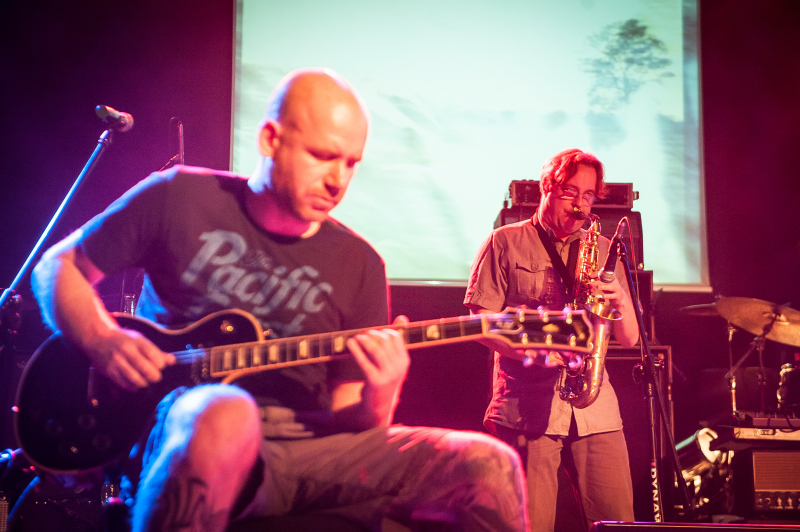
left=479, top=307, right=594, bottom=356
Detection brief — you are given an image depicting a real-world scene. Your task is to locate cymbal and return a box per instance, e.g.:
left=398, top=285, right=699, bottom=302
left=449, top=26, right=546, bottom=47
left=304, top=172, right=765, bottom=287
left=679, top=303, right=722, bottom=317
left=716, top=297, right=800, bottom=347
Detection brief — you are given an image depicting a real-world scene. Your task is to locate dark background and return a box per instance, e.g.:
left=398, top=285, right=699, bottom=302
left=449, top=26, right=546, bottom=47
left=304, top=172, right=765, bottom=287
left=1, top=0, right=799, bottom=520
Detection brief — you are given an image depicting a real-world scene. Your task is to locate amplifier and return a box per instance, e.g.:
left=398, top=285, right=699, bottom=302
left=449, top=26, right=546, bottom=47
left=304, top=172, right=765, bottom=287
left=507, top=180, right=638, bottom=209
left=607, top=346, right=673, bottom=521
left=732, top=449, right=800, bottom=516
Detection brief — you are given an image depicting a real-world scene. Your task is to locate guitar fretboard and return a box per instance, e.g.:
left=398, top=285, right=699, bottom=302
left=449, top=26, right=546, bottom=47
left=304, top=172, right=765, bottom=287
left=189, top=315, right=487, bottom=375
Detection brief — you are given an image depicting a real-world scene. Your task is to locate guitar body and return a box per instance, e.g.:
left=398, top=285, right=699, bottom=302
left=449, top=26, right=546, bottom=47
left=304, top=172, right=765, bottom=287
left=14, top=310, right=262, bottom=474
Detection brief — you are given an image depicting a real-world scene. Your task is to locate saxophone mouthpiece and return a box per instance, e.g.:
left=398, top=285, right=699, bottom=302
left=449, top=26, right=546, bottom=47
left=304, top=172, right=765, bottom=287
left=570, top=207, right=588, bottom=220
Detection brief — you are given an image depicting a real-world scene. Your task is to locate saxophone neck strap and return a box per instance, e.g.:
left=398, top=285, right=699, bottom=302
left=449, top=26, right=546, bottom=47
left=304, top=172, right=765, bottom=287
left=532, top=216, right=575, bottom=294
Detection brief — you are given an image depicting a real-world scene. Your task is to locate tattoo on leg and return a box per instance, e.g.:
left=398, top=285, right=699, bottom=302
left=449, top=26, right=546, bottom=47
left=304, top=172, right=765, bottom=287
left=149, top=475, right=229, bottom=532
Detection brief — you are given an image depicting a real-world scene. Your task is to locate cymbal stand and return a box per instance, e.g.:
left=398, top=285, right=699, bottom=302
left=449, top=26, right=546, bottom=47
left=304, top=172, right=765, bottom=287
left=727, top=324, right=738, bottom=414
left=724, top=313, right=777, bottom=415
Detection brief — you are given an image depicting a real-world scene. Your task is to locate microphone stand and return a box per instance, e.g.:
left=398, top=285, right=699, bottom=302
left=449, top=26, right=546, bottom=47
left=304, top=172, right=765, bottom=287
left=0, top=129, right=115, bottom=314
left=0, top=129, right=115, bottom=452
left=616, top=238, right=694, bottom=522
left=1, top=127, right=117, bottom=527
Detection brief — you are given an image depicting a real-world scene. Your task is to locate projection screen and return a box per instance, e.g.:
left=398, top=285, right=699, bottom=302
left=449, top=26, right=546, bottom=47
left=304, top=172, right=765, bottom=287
left=232, top=0, right=704, bottom=288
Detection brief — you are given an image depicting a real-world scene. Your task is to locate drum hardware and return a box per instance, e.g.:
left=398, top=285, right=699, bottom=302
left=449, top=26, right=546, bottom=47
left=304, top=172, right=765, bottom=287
left=687, top=297, right=800, bottom=418
left=715, top=297, right=800, bottom=348
left=675, top=298, right=800, bottom=518
left=727, top=323, right=737, bottom=413
left=678, top=301, right=741, bottom=414
left=678, top=302, right=722, bottom=318
left=718, top=297, right=800, bottom=416
left=726, top=335, right=770, bottom=414
left=778, top=363, right=800, bottom=416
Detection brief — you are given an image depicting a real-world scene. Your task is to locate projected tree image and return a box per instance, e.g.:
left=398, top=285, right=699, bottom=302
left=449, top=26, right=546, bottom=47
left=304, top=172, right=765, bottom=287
left=584, top=19, right=673, bottom=111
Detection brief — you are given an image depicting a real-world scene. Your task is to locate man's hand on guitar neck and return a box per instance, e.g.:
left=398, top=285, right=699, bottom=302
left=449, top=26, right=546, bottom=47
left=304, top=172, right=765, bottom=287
left=331, top=315, right=411, bottom=429
left=348, top=315, right=410, bottom=423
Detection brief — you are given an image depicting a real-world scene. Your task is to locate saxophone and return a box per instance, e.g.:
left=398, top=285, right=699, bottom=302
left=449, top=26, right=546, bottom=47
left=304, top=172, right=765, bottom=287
left=557, top=209, right=622, bottom=408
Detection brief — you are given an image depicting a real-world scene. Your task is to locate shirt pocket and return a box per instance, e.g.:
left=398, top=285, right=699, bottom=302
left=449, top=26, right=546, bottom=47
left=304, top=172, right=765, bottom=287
left=511, top=260, right=547, bottom=300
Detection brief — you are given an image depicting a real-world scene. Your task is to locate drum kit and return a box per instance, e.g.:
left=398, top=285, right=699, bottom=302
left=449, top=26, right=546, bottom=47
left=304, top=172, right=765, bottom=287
left=680, top=296, right=800, bottom=416
left=675, top=297, right=800, bottom=516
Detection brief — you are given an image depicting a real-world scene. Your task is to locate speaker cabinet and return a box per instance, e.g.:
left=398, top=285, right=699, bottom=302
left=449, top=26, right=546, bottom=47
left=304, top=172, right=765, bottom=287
left=493, top=203, right=645, bottom=271
left=608, top=346, right=674, bottom=522
left=555, top=347, right=674, bottom=528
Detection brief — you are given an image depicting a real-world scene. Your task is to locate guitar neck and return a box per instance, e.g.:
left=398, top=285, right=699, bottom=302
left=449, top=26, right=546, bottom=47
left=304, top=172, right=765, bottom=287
left=190, top=315, right=485, bottom=378
left=180, top=310, right=591, bottom=380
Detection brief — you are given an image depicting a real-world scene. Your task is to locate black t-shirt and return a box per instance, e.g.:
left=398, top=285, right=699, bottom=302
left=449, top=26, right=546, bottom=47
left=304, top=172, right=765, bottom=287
left=79, top=166, right=389, bottom=417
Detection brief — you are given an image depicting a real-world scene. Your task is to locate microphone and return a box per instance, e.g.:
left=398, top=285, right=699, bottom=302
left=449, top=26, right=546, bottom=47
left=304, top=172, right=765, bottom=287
left=95, top=105, right=134, bottom=132
left=599, top=218, right=626, bottom=283
left=177, top=120, right=184, bottom=165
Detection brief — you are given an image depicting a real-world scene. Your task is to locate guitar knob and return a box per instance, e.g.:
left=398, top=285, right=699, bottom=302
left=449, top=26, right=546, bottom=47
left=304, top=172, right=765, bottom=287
left=45, top=418, right=64, bottom=437
left=59, top=442, right=80, bottom=457
left=92, top=434, right=112, bottom=452
left=78, top=414, right=97, bottom=430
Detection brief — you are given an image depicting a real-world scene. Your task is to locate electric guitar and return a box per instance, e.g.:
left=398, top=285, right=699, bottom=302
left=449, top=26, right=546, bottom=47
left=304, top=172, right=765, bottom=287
left=14, top=307, right=593, bottom=474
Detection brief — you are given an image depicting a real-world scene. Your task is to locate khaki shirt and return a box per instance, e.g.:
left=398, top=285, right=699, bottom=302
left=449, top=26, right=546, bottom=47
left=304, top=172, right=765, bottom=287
left=464, top=213, right=627, bottom=437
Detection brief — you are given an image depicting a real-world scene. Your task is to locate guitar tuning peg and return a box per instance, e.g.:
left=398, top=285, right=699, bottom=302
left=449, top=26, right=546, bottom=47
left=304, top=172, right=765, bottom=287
left=523, top=350, right=535, bottom=368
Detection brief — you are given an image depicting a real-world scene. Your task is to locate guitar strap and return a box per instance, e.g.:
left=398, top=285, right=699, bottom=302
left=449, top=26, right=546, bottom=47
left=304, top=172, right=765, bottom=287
left=532, top=216, right=577, bottom=295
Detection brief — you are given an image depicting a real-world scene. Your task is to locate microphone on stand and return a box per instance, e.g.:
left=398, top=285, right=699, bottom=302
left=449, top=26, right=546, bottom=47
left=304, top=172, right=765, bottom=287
left=161, top=118, right=184, bottom=171
left=178, top=121, right=184, bottom=165
left=95, top=105, right=134, bottom=132
left=172, top=117, right=184, bottom=165
left=599, top=218, right=626, bottom=283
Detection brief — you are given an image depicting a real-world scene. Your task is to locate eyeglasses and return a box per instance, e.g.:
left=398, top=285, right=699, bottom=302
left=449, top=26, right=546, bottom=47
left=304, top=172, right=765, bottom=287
left=557, top=185, right=597, bottom=206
